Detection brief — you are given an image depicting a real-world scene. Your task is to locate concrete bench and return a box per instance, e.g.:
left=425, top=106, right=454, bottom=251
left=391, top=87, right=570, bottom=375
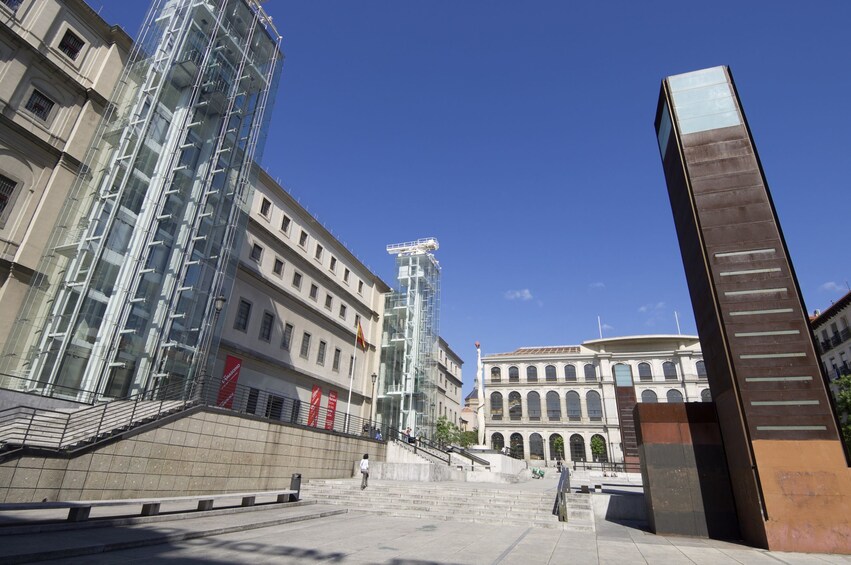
left=0, top=488, right=299, bottom=522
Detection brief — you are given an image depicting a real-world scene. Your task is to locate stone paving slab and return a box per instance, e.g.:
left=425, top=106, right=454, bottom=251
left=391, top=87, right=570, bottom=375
left=23, top=511, right=851, bottom=565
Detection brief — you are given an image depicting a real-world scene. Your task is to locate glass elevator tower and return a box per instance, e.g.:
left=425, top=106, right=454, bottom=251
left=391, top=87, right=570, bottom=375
left=378, top=238, right=441, bottom=438
left=1, top=0, right=282, bottom=403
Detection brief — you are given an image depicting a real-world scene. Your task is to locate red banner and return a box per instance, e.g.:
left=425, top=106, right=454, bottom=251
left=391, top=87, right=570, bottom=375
left=325, top=390, right=338, bottom=430
left=307, top=385, right=322, bottom=427
left=217, top=355, right=242, bottom=408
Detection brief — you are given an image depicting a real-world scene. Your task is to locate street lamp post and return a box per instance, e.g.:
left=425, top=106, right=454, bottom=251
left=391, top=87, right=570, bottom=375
left=370, top=372, right=377, bottom=435
left=195, top=295, right=227, bottom=402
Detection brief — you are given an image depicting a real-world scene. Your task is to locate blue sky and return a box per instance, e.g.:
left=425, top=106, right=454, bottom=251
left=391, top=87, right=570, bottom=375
left=99, top=1, right=850, bottom=391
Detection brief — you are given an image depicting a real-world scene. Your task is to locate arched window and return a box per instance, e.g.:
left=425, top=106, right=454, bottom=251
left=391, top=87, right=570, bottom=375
left=546, top=391, right=561, bottom=420
left=529, top=433, right=544, bottom=460
left=613, top=363, right=633, bottom=386
left=586, top=391, right=603, bottom=421
left=508, top=366, right=519, bottom=382
left=490, top=392, right=503, bottom=420
left=591, top=434, right=608, bottom=463
left=641, top=390, right=658, bottom=403
left=701, top=388, right=712, bottom=402
left=663, top=362, right=678, bottom=380
left=638, top=362, right=652, bottom=381
left=527, top=391, right=541, bottom=421
left=508, top=391, right=522, bottom=420
left=545, top=365, right=557, bottom=381
left=510, top=433, right=524, bottom=459
left=696, top=361, right=707, bottom=378
left=569, top=434, right=586, bottom=462
left=564, top=364, right=577, bottom=381
left=491, top=433, right=504, bottom=452
left=490, top=366, right=501, bottom=382
left=667, top=389, right=684, bottom=403
left=566, top=391, right=581, bottom=421
left=584, top=364, right=597, bottom=381
left=526, top=365, right=538, bottom=382
left=549, top=433, right=565, bottom=460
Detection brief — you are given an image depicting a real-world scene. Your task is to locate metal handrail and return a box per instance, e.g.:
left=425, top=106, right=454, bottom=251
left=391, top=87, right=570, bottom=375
left=553, top=468, right=571, bottom=521
left=447, top=446, right=491, bottom=469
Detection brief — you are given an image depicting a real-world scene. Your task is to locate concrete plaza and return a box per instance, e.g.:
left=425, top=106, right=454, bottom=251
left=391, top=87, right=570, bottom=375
left=1, top=477, right=849, bottom=564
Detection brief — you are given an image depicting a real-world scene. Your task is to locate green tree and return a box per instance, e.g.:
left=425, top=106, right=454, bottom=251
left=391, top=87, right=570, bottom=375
left=552, top=436, right=565, bottom=460
left=834, top=374, right=851, bottom=447
left=434, top=416, right=459, bottom=447
left=590, top=435, right=606, bottom=462
left=459, top=430, right=478, bottom=448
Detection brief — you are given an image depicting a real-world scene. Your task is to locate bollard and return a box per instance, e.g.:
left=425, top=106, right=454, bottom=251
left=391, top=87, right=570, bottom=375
left=289, top=473, right=302, bottom=502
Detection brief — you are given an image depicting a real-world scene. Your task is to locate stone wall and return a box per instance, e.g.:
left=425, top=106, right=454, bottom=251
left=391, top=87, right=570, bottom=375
left=0, top=408, right=385, bottom=503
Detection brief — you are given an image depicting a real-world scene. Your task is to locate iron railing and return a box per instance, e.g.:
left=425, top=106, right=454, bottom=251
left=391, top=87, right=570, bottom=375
left=571, top=460, right=642, bottom=474
left=553, top=468, right=571, bottom=521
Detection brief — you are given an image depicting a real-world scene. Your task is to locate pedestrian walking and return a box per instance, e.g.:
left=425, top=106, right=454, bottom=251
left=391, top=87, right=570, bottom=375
left=360, top=454, right=369, bottom=489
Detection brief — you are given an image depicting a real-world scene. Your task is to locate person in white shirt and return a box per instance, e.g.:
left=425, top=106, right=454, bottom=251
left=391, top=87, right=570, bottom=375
left=359, top=454, right=369, bottom=489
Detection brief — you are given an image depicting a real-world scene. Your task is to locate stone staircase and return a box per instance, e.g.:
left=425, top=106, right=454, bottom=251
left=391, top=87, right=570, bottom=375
left=300, top=479, right=595, bottom=531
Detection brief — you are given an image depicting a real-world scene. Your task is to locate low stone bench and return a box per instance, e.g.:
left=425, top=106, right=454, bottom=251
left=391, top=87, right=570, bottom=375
left=0, top=488, right=299, bottom=523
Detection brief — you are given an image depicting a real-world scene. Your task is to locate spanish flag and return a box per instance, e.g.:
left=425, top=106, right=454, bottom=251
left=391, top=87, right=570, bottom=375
left=356, top=321, right=368, bottom=351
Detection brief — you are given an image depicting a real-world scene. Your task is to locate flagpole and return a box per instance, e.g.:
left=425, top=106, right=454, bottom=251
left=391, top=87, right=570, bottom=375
left=345, top=323, right=364, bottom=434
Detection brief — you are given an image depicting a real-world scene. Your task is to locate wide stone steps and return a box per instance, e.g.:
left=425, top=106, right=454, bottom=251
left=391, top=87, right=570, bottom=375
left=301, top=480, right=595, bottom=532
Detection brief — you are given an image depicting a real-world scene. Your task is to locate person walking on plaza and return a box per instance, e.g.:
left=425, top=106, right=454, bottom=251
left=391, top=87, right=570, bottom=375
left=360, top=454, right=369, bottom=489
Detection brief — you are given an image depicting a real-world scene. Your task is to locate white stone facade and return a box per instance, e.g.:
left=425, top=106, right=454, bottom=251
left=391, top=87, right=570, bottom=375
left=216, top=169, right=390, bottom=422
left=811, top=290, right=851, bottom=382
left=482, top=335, right=710, bottom=465
left=436, top=337, right=463, bottom=426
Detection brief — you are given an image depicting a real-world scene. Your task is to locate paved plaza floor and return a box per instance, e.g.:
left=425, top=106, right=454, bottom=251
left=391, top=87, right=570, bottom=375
left=2, top=478, right=849, bottom=564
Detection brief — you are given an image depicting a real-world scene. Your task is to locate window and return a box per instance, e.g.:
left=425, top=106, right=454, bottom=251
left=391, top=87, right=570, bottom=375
left=591, top=434, right=608, bottom=463
left=292, top=271, right=302, bottom=289
left=309, top=284, right=318, bottom=300
left=566, top=391, right=581, bottom=421
left=663, top=362, right=678, bottom=380
left=329, top=256, right=337, bottom=272
left=529, top=433, right=544, bottom=460
left=570, top=434, right=586, bottom=462
left=357, top=280, right=364, bottom=294
left=696, top=360, right=707, bottom=378
left=246, top=388, right=259, bottom=415
left=508, top=391, right=522, bottom=420
left=701, top=389, right=712, bottom=402
left=546, top=391, right=561, bottom=420
left=339, top=304, right=347, bottom=319
left=545, top=365, right=556, bottom=381
left=528, top=392, right=541, bottom=421
left=250, top=243, right=263, bottom=261
left=315, top=244, right=323, bottom=261
left=273, top=258, right=284, bottom=275
left=58, top=30, right=85, bottom=60
left=324, top=294, right=333, bottom=310
left=260, top=197, right=271, bottom=217
left=491, top=432, right=504, bottom=451
left=508, top=366, right=519, bottom=382
left=550, top=433, right=564, bottom=460
left=0, top=174, right=18, bottom=222
left=584, top=363, right=597, bottom=381
left=613, top=364, right=633, bottom=386
left=281, top=215, right=291, bottom=233
left=317, top=340, right=327, bottom=365
left=510, top=433, right=524, bottom=459
left=667, top=389, right=684, bottom=403
left=298, top=230, right=308, bottom=247
left=259, top=312, right=274, bottom=342
left=343, top=268, right=350, bottom=283
left=354, top=314, right=361, bottom=328
left=526, top=366, right=538, bottom=382
left=641, top=390, right=658, bottom=403
left=638, top=363, right=652, bottom=381
left=281, top=323, right=293, bottom=350
left=564, top=364, right=577, bottom=381
left=25, top=90, right=55, bottom=121
left=587, top=391, right=602, bottom=421
left=299, top=332, right=311, bottom=358
left=332, top=348, right=342, bottom=371
left=1, top=0, right=23, bottom=13
left=233, top=299, right=251, bottom=331
left=490, top=367, right=501, bottom=382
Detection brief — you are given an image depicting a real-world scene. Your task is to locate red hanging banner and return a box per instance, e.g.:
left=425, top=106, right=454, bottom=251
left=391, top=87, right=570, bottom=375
left=307, top=385, right=322, bottom=427
left=325, top=390, right=338, bottom=430
left=216, top=355, right=242, bottom=408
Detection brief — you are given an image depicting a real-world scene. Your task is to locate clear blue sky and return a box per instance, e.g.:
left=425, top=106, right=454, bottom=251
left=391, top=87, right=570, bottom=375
left=99, top=1, right=850, bottom=392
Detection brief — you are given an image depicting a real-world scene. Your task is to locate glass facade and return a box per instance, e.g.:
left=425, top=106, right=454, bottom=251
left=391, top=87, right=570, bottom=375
left=1, top=0, right=282, bottom=403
